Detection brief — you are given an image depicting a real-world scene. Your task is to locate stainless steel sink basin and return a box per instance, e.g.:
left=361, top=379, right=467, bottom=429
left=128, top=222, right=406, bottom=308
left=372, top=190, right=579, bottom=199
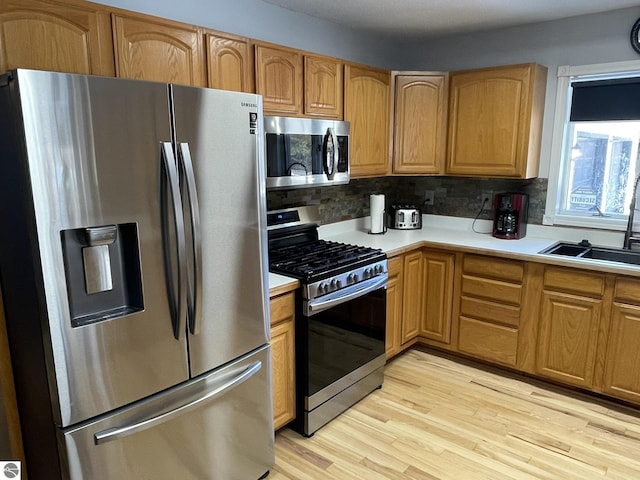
left=540, top=241, right=640, bottom=266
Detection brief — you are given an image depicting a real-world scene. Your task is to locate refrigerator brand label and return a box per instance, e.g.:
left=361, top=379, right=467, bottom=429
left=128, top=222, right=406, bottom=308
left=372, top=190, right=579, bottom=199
left=249, top=112, right=258, bottom=135
left=0, top=462, right=20, bottom=479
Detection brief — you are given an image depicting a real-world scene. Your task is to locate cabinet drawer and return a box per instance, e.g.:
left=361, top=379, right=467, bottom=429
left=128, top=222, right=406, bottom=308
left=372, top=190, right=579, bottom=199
left=543, top=267, right=604, bottom=297
left=463, top=255, right=523, bottom=283
left=459, top=295, right=520, bottom=327
left=614, top=277, right=640, bottom=304
left=270, top=292, right=294, bottom=326
left=458, top=316, right=518, bottom=366
left=461, top=275, right=522, bottom=306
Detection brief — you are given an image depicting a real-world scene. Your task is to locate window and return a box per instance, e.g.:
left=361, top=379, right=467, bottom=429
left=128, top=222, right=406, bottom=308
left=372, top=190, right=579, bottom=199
left=545, top=61, right=640, bottom=230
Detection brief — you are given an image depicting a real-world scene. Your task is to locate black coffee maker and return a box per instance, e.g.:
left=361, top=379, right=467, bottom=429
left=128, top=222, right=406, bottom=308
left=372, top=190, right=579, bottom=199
left=492, top=193, right=528, bottom=239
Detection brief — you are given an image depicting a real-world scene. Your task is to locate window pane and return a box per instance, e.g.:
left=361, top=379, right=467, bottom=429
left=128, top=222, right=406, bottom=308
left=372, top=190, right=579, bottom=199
left=561, top=121, right=640, bottom=217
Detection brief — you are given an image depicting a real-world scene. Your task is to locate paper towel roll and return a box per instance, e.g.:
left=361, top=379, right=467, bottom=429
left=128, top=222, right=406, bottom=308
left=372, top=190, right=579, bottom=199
left=370, top=194, right=386, bottom=234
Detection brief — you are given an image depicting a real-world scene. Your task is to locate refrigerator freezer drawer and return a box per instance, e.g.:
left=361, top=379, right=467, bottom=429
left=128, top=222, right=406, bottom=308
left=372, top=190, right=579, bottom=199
left=60, top=345, right=274, bottom=480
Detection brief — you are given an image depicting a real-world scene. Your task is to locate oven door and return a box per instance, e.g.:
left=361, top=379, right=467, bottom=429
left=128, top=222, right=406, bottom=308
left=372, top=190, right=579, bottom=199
left=296, top=276, right=386, bottom=427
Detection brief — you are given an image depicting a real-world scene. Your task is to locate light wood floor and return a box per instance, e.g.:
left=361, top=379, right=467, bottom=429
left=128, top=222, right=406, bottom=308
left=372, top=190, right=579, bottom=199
left=271, top=348, right=640, bottom=479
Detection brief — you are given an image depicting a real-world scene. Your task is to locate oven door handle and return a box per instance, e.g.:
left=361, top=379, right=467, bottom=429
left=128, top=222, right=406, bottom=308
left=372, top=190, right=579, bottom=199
left=306, top=274, right=387, bottom=316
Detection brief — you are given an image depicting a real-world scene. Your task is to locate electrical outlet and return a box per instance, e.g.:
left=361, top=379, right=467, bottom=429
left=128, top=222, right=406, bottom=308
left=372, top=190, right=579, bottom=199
left=424, top=190, right=435, bottom=206
left=481, top=191, right=493, bottom=213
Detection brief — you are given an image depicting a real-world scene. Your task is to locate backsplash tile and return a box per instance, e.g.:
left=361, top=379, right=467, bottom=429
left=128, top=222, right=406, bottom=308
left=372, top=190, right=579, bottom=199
left=267, top=177, right=547, bottom=225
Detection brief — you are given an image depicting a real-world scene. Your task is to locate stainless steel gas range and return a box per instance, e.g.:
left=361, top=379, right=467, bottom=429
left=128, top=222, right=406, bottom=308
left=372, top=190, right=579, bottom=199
left=267, top=206, right=387, bottom=436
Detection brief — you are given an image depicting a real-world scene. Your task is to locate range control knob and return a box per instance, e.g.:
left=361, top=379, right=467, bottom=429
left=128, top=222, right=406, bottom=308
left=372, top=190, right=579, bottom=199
left=317, top=282, right=327, bottom=295
left=330, top=279, right=338, bottom=291
left=347, top=273, right=359, bottom=284
left=374, top=264, right=384, bottom=274
left=363, top=267, right=373, bottom=279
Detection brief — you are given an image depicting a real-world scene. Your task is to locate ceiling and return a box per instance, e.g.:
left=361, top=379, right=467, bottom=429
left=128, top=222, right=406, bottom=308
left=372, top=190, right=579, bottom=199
left=262, top=0, right=640, bottom=38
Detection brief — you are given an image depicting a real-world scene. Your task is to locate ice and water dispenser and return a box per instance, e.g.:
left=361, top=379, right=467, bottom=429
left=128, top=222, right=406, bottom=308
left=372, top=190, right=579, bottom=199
left=61, top=223, right=144, bottom=327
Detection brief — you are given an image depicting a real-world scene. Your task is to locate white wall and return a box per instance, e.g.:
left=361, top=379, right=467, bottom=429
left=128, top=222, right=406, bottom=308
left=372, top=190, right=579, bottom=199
left=394, top=7, right=640, bottom=178
left=93, top=0, right=398, bottom=68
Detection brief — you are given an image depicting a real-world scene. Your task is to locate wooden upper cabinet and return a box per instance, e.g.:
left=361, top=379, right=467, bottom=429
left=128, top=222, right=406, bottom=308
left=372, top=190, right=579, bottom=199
left=0, top=0, right=114, bottom=76
left=112, top=12, right=205, bottom=86
left=392, top=72, right=448, bottom=175
left=344, top=63, right=391, bottom=177
left=447, top=63, right=547, bottom=178
left=255, top=44, right=303, bottom=115
left=304, top=54, right=342, bottom=119
left=205, top=30, right=253, bottom=93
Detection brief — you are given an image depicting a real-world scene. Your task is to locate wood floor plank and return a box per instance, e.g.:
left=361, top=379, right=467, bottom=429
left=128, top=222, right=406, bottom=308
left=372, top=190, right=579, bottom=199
left=273, top=348, right=640, bottom=479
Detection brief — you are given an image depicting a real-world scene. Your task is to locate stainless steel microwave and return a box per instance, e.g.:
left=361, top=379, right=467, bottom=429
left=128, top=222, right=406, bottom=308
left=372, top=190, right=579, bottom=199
left=264, top=116, right=350, bottom=190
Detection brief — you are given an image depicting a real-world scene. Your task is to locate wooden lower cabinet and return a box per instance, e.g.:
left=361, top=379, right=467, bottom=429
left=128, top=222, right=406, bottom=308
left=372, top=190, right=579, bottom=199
left=420, top=250, right=454, bottom=343
left=456, top=254, right=523, bottom=367
left=536, top=290, right=602, bottom=388
left=269, top=291, right=295, bottom=430
left=603, top=302, right=640, bottom=402
left=401, top=250, right=423, bottom=344
left=385, top=256, right=404, bottom=359
left=602, top=277, right=640, bottom=403
left=535, top=267, right=604, bottom=389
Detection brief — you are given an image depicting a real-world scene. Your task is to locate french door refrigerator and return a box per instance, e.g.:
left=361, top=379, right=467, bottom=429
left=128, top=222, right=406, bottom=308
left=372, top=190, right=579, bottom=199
left=0, top=69, right=273, bottom=480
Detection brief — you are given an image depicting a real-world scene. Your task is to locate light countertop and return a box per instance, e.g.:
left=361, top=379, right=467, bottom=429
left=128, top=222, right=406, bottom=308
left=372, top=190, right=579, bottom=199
left=268, top=214, right=640, bottom=293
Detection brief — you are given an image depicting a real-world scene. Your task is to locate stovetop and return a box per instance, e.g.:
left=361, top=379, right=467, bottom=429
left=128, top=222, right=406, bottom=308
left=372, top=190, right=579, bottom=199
left=269, top=239, right=386, bottom=283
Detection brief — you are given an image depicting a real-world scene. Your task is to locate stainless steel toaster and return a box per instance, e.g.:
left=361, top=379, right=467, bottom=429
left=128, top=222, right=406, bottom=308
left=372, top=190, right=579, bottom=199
left=388, top=204, right=422, bottom=230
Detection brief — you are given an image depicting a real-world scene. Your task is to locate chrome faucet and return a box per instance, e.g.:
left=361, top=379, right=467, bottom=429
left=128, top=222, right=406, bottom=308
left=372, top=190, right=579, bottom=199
left=624, top=174, right=640, bottom=250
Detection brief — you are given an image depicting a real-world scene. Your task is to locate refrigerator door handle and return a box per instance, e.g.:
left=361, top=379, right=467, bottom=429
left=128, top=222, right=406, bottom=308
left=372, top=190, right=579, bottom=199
left=93, top=360, right=263, bottom=446
left=160, top=142, right=188, bottom=340
left=177, top=142, right=203, bottom=335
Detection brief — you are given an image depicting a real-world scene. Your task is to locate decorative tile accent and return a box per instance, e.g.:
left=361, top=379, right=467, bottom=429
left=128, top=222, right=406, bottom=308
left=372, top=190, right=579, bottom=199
left=267, top=177, right=548, bottom=225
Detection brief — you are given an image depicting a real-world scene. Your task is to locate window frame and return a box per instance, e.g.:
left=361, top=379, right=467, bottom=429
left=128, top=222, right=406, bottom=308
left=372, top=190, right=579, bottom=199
left=545, top=59, right=640, bottom=230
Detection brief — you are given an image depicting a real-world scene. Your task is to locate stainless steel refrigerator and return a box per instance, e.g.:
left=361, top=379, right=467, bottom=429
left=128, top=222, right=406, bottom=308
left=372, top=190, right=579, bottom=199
left=0, top=69, right=274, bottom=480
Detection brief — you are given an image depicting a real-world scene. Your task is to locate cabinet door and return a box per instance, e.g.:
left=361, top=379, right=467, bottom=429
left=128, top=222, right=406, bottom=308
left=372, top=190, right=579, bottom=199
left=304, top=54, right=342, bottom=119
left=536, top=291, right=601, bottom=388
left=255, top=44, right=303, bottom=115
left=401, top=250, right=423, bottom=344
left=0, top=0, right=114, bottom=75
left=447, top=63, right=546, bottom=178
left=420, top=250, right=454, bottom=343
left=344, top=64, right=391, bottom=177
left=269, top=293, right=295, bottom=430
left=393, top=73, right=447, bottom=174
left=205, top=31, right=253, bottom=92
left=385, top=256, right=404, bottom=359
left=602, top=303, right=640, bottom=403
left=112, top=13, right=205, bottom=86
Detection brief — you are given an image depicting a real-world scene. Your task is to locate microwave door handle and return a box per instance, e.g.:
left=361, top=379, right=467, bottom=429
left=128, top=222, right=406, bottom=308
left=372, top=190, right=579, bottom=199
left=323, top=127, right=338, bottom=180
left=160, top=142, right=187, bottom=340
left=177, top=143, right=203, bottom=336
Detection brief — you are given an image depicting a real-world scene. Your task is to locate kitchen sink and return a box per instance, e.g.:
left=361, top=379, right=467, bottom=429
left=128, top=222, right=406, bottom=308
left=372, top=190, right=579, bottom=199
left=540, top=241, right=640, bottom=266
